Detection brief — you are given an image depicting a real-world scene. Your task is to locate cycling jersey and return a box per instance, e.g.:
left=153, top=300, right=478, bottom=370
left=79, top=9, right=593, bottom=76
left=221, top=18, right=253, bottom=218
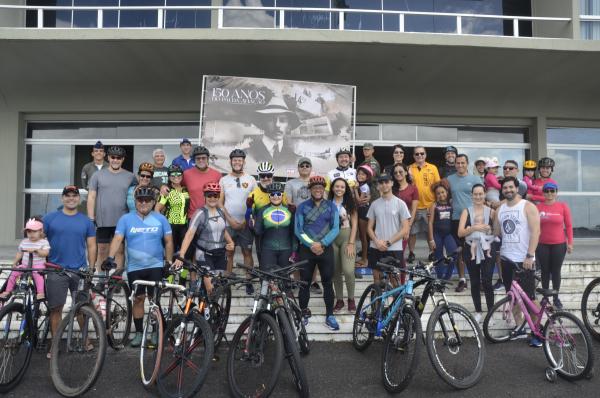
left=247, top=185, right=288, bottom=215
left=159, top=188, right=190, bottom=225
left=254, top=205, right=295, bottom=251
left=326, top=167, right=357, bottom=190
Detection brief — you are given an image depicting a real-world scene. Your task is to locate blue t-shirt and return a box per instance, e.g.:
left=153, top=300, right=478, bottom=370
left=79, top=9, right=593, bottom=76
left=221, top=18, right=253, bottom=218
left=171, top=155, right=195, bottom=171
left=43, top=211, right=96, bottom=270
left=447, top=173, right=482, bottom=220
left=115, top=211, right=172, bottom=272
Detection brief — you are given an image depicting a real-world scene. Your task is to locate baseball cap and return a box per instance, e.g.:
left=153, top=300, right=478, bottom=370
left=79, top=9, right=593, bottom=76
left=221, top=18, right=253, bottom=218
left=62, top=185, right=80, bottom=196
left=475, top=158, right=486, bottom=166
left=377, top=173, right=393, bottom=182
left=24, top=218, right=43, bottom=231
left=485, top=160, right=499, bottom=168
left=180, top=138, right=191, bottom=145
left=93, top=141, right=104, bottom=149
left=297, top=157, right=312, bottom=166
left=363, top=143, right=374, bottom=149
left=543, top=182, right=558, bottom=191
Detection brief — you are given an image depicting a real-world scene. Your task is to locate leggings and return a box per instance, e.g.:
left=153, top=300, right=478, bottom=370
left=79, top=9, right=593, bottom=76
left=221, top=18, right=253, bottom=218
left=433, top=231, right=457, bottom=280
left=536, top=242, right=567, bottom=299
left=464, top=250, right=494, bottom=312
left=5, top=263, right=45, bottom=296
left=171, top=223, right=194, bottom=260
left=298, top=245, right=334, bottom=316
left=260, top=248, right=292, bottom=273
left=332, top=228, right=355, bottom=301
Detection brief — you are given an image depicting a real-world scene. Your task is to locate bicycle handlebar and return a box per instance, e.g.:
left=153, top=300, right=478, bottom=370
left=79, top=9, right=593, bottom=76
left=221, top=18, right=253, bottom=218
left=235, top=261, right=309, bottom=287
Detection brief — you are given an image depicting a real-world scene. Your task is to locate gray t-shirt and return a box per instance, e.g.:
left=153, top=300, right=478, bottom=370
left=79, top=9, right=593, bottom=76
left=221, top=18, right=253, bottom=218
left=367, top=195, right=411, bottom=251
left=447, top=173, right=482, bottom=220
left=284, top=178, right=311, bottom=206
left=89, top=168, right=136, bottom=227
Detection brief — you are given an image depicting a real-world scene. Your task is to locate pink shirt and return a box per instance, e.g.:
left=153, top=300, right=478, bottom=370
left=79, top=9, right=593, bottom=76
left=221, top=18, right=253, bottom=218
left=182, top=167, right=223, bottom=219
left=484, top=173, right=501, bottom=191
left=537, top=201, right=573, bottom=245
left=529, top=177, right=557, bottom=203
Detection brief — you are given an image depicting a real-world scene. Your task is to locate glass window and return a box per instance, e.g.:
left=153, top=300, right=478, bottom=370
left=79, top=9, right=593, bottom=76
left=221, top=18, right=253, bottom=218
left=343, top=0, right=382, bottom=31
left=278, top=0, right=332, bottom=29
left=26, top=193, right=66, bottom=219
left=581, top=150, right=600, bottom=192
left=558, top=196, right=600, bottom=237
left=165, top=0, right=211, bottom=29
left=28, top=122, right=199, bottom=139
left=120, top=0, right=162, bottom=28
left=458, top=127, right=525, bottom=143
left=548, top=128, right=600, bottom=145
left=355, top=124, right=379, bottom=141
left=546, top=149, right=579, bottom=192
left=26, top=145, right=73, bottom=189
left=223, top=0, right=275, bottom=28
left=382, top=124, right=416, bottom=141
left=417, top=125, right=457, bottom=141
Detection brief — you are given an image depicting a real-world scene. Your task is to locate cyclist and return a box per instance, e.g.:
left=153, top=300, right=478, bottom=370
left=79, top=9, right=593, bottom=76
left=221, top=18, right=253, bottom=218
left=528, top=157, right=558, bottom=203
left=295, top=175, right=340, bottom=330
left=219, top=149, right=256, bottom=273
left=284, top=157, right=312, bottom=208
left=171, top=138, right=194, bottom=171
left=80, top=140, right=107, bottom=189
left=127, top=162, right=156, bottom=212
left=102, top=186, right=174, bottom=347
left=181, top=145, right=222, bottom=220
left=439, top=145, right=458, bottom=178
left=326, top=147, right=357, bottom=190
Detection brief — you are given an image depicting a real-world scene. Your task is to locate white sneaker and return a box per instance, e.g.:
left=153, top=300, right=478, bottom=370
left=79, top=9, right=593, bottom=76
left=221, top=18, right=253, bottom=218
left=474, top=312, right=482, bottom=324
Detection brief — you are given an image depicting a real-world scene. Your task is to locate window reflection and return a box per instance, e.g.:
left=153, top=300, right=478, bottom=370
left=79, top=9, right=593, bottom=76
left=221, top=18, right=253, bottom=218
left=28, top=122, right=199, bottom=139
left=546, top=149, right=578, bottom=192
left=558, top=196, right=600, bottom=237
left=548, top=128, right=600, bottom=145
left=26, top=145, right=72, bottom=189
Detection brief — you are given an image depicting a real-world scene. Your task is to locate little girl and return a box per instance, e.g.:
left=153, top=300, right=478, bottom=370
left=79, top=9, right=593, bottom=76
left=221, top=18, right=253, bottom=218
left=523, top=160, right=543, bottom=203
left=354, top=164, right=375, bottom=267
left=484, top=160, right=501, bottom=202
left=1, top=219, right=49, bottom=300
left=428, top=182, right=456, bottom=280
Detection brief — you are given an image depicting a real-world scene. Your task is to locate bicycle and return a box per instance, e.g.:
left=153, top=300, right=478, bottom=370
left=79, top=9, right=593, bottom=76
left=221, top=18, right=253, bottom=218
left=0, top=261, right=51, bottom=393
left=227, top=261, right=310, bottom=398
left=483, top=257, right=594, bottom=382
left=581, top=276, right=600, bottom=341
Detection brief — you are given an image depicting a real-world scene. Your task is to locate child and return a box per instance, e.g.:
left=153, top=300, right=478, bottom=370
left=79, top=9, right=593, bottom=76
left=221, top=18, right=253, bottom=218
left=523, top=160, right=543, bottom=202
left=428, top=182, right=456, bottom=280
left=484, top=160, right=501, bottom=202
left=0, top=219, right=49, bottom=300
left=465, top=213, right=497, bottom=260
left=354, top=164, right=375, bottom=267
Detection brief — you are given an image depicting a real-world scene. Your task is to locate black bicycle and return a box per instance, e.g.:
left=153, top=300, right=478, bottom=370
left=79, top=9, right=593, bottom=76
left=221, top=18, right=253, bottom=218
left=581, top=276, right=600, bottom=341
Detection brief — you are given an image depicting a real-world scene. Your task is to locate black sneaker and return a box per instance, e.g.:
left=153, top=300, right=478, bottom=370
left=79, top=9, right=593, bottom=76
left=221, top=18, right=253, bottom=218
left=553, top=297, right=563, bottom=310
left=455, top=279, right=467, bottom=293
left=407, top=252, right=416, bottom=263
left=310, top=282, right=322, bottom=295
left=245, top=283, right=254, bottom=296
left=493, top=279, right=504, bottom=291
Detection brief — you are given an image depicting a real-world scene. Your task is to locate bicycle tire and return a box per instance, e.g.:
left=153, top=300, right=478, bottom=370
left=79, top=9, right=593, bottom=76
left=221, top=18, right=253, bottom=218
left=140, top=306, right=164, bottom=387
left=543, top=310, right=594, bottom=381
left=105, top=282, right=132, bottom=350
left=352, top=283, right=382, bottom=351
left=227, top=313, right=284, bottom=398
left=290, top=300, right=310, bottom=355
left=0, top=302, right=33, bottom=393
left=33, top=300, right=51, bottom=352
left=276, top=308, right=309, bottom=398
left=157, top=312, right=214, bottom=398
left=425, top=303, right=485, bottom=389
left=381, top=304, right=421, bottom=393
left=482, top=295, right=527, bottom=343
left=581, top=277, right=600, bottom=341
left=50, top=304, right=107, bottom=397
left=209, top=284, right=231, bottom=348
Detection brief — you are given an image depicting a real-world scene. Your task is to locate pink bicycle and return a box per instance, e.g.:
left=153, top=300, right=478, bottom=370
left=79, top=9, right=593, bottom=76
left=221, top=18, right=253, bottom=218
left=483, top=257, right=594, bottom=382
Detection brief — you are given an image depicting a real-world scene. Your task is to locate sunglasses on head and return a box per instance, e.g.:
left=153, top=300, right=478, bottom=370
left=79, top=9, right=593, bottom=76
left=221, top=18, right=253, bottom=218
left=543, top=189, right=557, bottom=193
left=205, top=192, right=219, bottom=198
left=109, top=155, right=123, bottom=160
left=269, top=192, right=283, bottom=197
left=139, top=174, right=153, bottom=179
left=136, top=197, right=153, bottom=203
left=503, top=166, right=516, bottom=170
left=259, top=173, right=273, bottom=179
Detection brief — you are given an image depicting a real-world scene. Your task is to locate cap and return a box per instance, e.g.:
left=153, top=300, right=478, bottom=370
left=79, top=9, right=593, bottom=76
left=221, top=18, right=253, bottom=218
left=62, top=185, right=80, bottom=196
left=474, top=158, right=486, bottom=166
left=24, top=218, right=43, bottom=231
left=180, top=138, right=191, bottom=145
left=93, top=141, right=104, bottom=149
left=363, top=143, right=374, bottom=149
left=297, top=157, right=312, bottom=166
left=377, top=173, right=393, bottom=182
left=485, top=160, right=499, bottom=169
left=543, top=182, right=558, bottom=191
left=357, top=163, right=374, bottom=178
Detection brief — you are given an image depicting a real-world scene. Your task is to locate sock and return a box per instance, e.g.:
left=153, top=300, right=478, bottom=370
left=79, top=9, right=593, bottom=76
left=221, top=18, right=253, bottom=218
left=134, top=317, right=143, bottom=333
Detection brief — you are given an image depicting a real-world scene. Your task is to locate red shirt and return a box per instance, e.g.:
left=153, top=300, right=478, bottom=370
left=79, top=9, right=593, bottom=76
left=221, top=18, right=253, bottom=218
left=395, top=184, right=419, bottom=210
left=183, top=166, right=222, bottom=218
left=529, top=177, right=557, bottom=203
left=537, top=201, right=573, bottom=245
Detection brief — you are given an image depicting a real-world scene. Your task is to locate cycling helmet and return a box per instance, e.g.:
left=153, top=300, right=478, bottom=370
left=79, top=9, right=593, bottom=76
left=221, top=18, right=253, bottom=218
left=138, top=162, right=154, bottom=174
left=267, top=182, right=285, bottom=193
left=107, top=146, right=126, bottom=157
left=523, top=160, right=537, bottom=170
left=335, top=147, right=352, bottom=159
left=168, top=164, right=183, bottom=175
left=257, top=161, right=275, bottom=174
left=203, top=182, right=221, bottom=194
left=134, top=186, right=156, bottom=199
left=538, top=157, right=555, bottom=169
left=357, top=163, right=374, bottom=179
left=308, top=175, right=326, bottom=188
left=192, top=145, right=210, bottom=158
left=229, top=148, right=246, bottom=159
left=443, top=145, right=458, bottom=154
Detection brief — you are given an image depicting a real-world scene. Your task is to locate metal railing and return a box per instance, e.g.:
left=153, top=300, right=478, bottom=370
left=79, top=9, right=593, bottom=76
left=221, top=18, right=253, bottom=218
left=0, top=4, right=572, bottom=38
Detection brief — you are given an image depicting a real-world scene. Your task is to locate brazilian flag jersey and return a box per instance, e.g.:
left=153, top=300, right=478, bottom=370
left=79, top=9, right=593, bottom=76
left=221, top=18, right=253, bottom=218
left=254, top=205, right=295, bottom=251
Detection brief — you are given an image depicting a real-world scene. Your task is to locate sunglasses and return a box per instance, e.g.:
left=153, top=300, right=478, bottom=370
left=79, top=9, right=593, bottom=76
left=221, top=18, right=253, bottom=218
left=259, top=173, right=273, bottom=179
left=269, top=192, right=283, bottom=197
left=235, top=177, right=241, bottom=188
left=169, top=173, right=182, bottom=177
left=414, top=152, right=425, bottom=156
left=393, top=150, right=404, bottom=154
left=543, top=189, right=557, bottom=193
left=394, top=171, right=404, bottom=175
left=503, top=166, right=516, bottom=170
left=205, top=192, right=219, bottom=198
left=109, top=156, right=123, bottom=160
left=139, top=174, right=153, bottom=179
left=299, top=164, right=311, bottom=168
left=136, top=197, right=153, bottom=203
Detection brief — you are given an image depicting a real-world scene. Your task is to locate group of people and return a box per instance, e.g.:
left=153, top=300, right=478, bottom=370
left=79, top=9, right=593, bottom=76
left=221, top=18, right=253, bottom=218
left=1, top=139, right=574, bottom=349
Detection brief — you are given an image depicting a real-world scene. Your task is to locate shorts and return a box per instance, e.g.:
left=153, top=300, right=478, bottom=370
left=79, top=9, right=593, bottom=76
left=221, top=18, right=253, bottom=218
left=227, top=225, right=253, bottom=250
left=96, top=226, right=116, bottom=244
left=410, top=209, right=428, bottom=234
left=357, top=205, right=370, bottom=221
left=46, top=271, right=80, bottom=310
left=128, top=267, right=164, bottom=298
left=367, top=248, right=403, bottom=270
left=451, top=220, right=464, bottom=247
left=195, top=248, right=227, bottom=271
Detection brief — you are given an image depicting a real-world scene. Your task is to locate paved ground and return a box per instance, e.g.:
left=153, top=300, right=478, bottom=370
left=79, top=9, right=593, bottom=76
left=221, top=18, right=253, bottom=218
left=4, top=338, right=599, bottom=398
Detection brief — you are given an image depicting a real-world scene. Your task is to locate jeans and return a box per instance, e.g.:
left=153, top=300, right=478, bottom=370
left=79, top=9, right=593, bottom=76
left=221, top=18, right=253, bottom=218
left=433, top=232, right=457, bottom=280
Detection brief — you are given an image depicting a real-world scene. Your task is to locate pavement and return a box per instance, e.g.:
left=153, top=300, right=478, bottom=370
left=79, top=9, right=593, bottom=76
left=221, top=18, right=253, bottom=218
left=4, top=339, right=599, bottom=398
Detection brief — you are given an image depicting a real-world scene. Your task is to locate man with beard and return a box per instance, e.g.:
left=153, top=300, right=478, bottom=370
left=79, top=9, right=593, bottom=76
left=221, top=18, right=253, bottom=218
left=327, top=148, right=357, bottom=189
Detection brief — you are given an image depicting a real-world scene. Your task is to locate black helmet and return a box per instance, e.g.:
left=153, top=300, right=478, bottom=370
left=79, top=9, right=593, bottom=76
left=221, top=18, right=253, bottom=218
left=168, top=164, right=183, bottom=175
left=229, top=149, right=246, bottom=159
left=267, top=182, right=285, bottom=193
left=538, top=157, right=555, bottom=169
left=107, top=146, right=126, bottom=157
left=335, top=147, right=352, bottom=158
left=192, top=145, right=210, bottom=158
left=134, top=186, right=156, bottom=200
left=443, top=145, right=458, bottom=154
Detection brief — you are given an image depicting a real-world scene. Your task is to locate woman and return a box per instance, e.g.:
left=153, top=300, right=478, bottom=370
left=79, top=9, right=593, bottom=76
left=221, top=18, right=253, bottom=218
left=428, top=182, right=456, bottom=280
left=458, top=184, right=495, bottom=322
left=127, top=162, right=155, bottom=212
left=254, top=182, right=295, bottom=272
left=155, top=164, right=190, bottom=256
left=329, top=178, right=358, bottom=313
left=536, top=182, right=573, bottom=309
left=392, top=163, right=417, bottom=282
left=528, top=157, right=558, bottom=203
left=354, top=164, right=375, bottom=267
left=383, top=144, right=406, bottom=175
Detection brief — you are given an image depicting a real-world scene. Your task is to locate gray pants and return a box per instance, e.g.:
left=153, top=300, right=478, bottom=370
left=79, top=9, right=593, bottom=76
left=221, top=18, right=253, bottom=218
left=332, top=228, right=355, bottom=300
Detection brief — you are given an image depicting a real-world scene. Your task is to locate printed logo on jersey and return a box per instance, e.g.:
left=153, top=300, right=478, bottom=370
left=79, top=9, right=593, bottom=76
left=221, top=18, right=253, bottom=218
left=130, top=226, right=159, bottom=234
left=500, top=210, right=521, bottom=243
left=242, top=182, right=249, bottom=188
left=263, top=208, right=292, bottom=226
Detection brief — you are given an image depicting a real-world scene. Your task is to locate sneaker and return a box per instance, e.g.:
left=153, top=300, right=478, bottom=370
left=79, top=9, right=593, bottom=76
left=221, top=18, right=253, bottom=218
left=529, top=336, right=543, bottom=348
left=354, top=270, right=363, bottom=279
left=301, top=308, right=312, bottom=326
left=474, top=312, right=482, bottom=324
left=407, top=252, right=416, bottom=264
left=493, top=279, right=504, bottom=291
left=455, top=279, right=467, bottom=293
left=333, top=299, right=344, bottom=313
left=130, top=332, right=143, bottom=348
left=509, top=329, right=529, bottom=340
left=325, top=315, right=340, bottom=331
left=310, top=282, right=322, bottom=295
left=553, top=297, right=563, bottom=310
left=245, top=283, right=254, bottom=296
left=347, top=299, right=356, bottom=313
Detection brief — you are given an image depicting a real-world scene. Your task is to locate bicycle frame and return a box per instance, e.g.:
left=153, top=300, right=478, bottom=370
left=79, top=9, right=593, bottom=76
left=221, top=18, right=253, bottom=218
left=505, top=278, right=549, bottom=340
left=360, top=279, right=415, bottom=337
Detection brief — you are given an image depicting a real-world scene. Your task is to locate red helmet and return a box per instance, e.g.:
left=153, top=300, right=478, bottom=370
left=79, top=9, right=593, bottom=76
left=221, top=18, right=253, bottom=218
left=203, top=182, right=221, bottom=194
left=308, top=175, right=326, bottom=188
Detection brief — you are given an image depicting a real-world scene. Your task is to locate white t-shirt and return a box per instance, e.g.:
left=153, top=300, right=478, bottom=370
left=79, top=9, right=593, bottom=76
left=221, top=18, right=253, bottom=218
left=220, top=174, right=256, bottom=222
left=367, top=195, right=411, bottom=251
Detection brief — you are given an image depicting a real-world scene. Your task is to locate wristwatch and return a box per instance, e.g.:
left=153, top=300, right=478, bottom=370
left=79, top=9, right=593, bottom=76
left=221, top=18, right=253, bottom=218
left=385, top=241, right=392, bottom=248
left=526, top=253, right=535, bottom=259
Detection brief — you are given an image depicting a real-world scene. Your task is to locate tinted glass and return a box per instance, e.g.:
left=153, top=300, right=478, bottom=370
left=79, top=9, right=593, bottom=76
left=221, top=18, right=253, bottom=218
left=558, top=195, right=600, bottom=237
left=548, top=128, right=600, bottom=145
left=165, top=0, right=211, bottom=28
left=355, top=124, right=379, bottom=141
left=26, top=145, right=72, bottom=189
left=581, top=150, right=600, bottom=192
left=28, top=122, right=199, bottom=139
left=548, top=149, right=578, bottom=191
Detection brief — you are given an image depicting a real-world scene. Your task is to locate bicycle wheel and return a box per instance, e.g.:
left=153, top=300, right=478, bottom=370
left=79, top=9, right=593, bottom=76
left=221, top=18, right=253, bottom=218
left=106, top=282, right=132, bottom=350
left=0, top=302, right=33, bottom=393
left=33, top=300, right=51, bottom=352
left=289, top=300, right=310, bottom=355
left=352, top=283, right=381, bottom=351
left=209, top=283, right=231, bottom=348
left=483, top=295, right=527, bottom=343
left=227, top=313, right=284, bottom=398
left=543, top=310, right=594, bottom=381
left=157, top=313, right=214, bottom=398
left=425, top=303, right=485, bottom=389
left=381, top=304, right=422, bottom=393
left=581, top=277, right=600, bottom=341
left=50, top=304, right=107, bottom=397
left=276, top=308, right=309, bottom=398
left=140, top=306, right=164, bottom=387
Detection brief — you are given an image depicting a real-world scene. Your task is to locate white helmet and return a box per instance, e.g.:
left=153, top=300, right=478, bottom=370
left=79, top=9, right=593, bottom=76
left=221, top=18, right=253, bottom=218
left=256, top=161, right=275, bottom=174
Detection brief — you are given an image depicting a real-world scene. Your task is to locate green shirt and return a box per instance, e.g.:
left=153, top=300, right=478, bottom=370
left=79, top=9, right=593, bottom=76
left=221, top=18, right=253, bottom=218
left=159, top=188, right=190, bottom=225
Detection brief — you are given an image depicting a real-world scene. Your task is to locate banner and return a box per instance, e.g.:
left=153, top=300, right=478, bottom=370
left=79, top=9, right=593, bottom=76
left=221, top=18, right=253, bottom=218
left=200, top=75, right=356, bottom=177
